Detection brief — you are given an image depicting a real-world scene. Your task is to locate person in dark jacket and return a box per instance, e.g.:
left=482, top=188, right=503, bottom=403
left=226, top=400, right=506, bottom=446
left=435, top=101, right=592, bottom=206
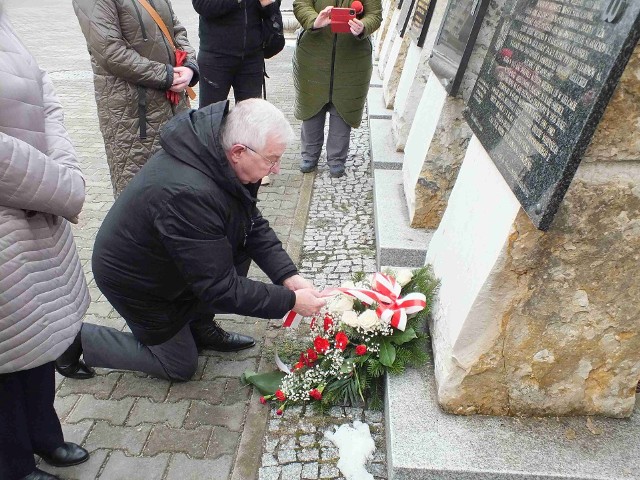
left=55, top=99, right=326, bottom=382
left=192, top=0, right=281, bottom=106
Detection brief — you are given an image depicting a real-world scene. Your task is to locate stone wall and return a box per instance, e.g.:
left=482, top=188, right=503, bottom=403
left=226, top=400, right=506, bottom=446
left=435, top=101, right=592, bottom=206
left=427, top=45, right=640, bottom=418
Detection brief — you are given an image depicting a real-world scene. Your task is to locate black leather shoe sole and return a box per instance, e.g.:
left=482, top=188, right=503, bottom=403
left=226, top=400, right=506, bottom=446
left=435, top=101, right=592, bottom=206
left=54, top=360, right=96, bottom=380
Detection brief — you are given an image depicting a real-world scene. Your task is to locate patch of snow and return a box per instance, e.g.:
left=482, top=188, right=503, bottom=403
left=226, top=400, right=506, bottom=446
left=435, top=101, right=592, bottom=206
left=324, top=421, right=376, bottom=480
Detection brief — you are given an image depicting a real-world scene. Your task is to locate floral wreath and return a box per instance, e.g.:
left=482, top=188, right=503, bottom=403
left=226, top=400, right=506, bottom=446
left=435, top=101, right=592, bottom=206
left=243, top=266, right=438, bottom=414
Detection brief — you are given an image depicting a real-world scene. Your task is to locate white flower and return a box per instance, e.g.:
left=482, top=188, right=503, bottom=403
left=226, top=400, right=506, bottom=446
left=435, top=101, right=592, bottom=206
left=356, top=310, right=380, bottom=331
left=395, top=269, right=413, bottom=287
left=328, top=294, right=355, bottom=313
left=341, top=311, right=359, bottom=328
left=341, top=280, right=356, bottom=289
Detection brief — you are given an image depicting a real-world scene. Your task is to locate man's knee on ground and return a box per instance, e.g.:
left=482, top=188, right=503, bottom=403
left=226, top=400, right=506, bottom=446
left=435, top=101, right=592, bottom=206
left=163, top=355, right=198, bottom=382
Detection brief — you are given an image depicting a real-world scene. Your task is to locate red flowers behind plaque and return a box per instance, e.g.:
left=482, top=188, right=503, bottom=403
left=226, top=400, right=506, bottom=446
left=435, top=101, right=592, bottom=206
left=335, top=332, right=349, bottom=351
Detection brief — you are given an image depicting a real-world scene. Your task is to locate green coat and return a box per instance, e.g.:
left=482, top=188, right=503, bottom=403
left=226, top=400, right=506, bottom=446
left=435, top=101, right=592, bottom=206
left=293, top=0, right=382, bottom=128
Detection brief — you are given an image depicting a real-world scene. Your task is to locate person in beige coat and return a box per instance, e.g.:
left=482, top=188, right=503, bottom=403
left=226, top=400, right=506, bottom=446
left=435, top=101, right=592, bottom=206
left=0, top=8, right=92, bottom=480
left=73, top=0, right=199, bottom=197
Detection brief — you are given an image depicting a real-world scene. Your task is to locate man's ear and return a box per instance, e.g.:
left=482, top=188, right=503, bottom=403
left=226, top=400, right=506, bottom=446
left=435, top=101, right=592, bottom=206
left=228, top=144, right=245, bottom=163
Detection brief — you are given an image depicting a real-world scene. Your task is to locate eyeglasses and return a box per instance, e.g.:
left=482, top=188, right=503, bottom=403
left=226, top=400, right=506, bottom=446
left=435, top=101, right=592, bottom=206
left=241, top=144, right=280, bottom=172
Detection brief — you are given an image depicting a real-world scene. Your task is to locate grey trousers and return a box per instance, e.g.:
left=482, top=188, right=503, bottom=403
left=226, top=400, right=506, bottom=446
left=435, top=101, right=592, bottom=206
left=82, top=323, right=198, bottom=382
left=301, top=103, right=351, bottom=168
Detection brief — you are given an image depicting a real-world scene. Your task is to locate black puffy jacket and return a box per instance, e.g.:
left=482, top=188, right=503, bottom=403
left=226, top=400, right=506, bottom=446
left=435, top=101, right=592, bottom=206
left=193, top=0, right=280, bottom=56
left=92, top=101, right=297, bottom=345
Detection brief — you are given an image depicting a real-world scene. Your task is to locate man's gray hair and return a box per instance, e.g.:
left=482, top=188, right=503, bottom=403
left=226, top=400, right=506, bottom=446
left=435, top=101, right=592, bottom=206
left=220, top=98, right=294, bottom=152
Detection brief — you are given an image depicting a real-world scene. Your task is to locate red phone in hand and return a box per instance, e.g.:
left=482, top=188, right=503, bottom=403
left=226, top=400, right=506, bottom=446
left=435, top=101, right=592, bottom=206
left=330, top=7, right=356, bottom=33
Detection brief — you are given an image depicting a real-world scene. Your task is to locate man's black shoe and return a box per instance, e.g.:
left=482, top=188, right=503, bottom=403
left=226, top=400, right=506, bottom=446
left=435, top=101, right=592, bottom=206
left=191, top=320, right=256, bottom=352
left=55, top=330, right=95, bottom=380
left=22, top=468, right=60, bottom=480
left=36, top=442, right=89, bottom=468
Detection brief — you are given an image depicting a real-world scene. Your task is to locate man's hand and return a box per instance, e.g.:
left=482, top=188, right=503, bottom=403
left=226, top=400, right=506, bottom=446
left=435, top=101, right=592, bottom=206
left=283, top=274, right=314, bottom=291
left=170, top=66, right=194, bottom=92
left=313, top=6, right=333, bottom=29
left=293, top=288, right=326, bottom=316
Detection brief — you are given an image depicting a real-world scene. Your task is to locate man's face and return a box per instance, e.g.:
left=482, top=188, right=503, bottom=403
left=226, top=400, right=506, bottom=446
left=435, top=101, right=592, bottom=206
left=228, top=137, right=286, bottom=184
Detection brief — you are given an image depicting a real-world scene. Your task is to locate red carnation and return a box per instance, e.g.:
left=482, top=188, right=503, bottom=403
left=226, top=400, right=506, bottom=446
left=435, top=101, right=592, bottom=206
left=293, top=361, right=304, bottom=371
left=335, top=331, right=349, bottom=351
left=323, top=315, right=334, bottom=332
left=355, top=344, right=367, bottom=356
left=276, top=409, right=283, bottom=416
left=314, top=336, right=330, bottom=354
left=260, top=396, right=267, bottom=404
left=275, top=390, right=286, bottom=402
left=309, top=388, right=322, bottom=400
left=306, top=348, right=318, bottom=362
left=310, top=317, right=317, bottom=329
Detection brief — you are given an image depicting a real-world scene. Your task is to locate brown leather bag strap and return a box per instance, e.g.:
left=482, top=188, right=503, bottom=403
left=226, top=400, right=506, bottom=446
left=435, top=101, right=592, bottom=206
left=135, top=0, right=176, bottom=49
left=135, top=0, right=196, bottom=100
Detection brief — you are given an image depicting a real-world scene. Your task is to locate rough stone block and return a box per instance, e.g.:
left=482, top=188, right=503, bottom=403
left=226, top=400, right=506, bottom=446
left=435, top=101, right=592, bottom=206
left=84, top=421, right=152, bottom=455
left=205, top=426, right=241, bottom=459
left=57, top=372, right=120, bottom=400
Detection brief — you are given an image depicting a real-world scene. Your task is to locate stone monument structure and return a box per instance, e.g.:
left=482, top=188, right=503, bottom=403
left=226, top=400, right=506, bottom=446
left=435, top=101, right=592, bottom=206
left=426, top=0, right=640, bottom=417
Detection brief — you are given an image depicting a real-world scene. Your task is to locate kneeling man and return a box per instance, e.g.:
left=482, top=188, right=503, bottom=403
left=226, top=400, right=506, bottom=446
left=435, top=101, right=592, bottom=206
left=56, top=99, right=325, bottom=382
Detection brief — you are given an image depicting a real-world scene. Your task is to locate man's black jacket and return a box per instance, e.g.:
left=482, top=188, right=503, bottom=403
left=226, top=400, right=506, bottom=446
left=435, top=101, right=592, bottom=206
left=193, top=0, right=280, bottom=56
left=92, top=101, right=297, bottom=345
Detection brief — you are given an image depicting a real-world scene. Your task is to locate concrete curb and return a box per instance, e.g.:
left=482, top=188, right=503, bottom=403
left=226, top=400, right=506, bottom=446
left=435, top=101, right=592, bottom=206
left=230, top=169, right=316, bottom=480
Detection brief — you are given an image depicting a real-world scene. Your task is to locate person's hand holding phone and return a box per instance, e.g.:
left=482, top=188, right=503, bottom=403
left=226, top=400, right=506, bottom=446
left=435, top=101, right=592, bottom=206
left=349, top=18, right=364, bottom=36
left=313, top=6, right=333, bottom=29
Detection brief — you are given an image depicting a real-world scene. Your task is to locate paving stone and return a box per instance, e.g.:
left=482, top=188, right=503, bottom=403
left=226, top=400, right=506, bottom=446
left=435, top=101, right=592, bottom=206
left=100, top=451, right=170, bottom=480
left=258, top=465, right=281, bottom=480
left=302, top=462, right=319, bottom=479
left=57, top=372, right=120, bottom=400
left=262, top=452, right=278, bottom=467
left=222, top=377, right=252, bottom=405
left=319, top=464, right=341, bottom=479
left=276, top=447, right=296, bottom=463
left=144, top=425, right=212, bottom=458
left=54, top=393, right=80, bottom=420
left=203, top=358, right=258, bottom=379
left=364, top=410, right=383, bottom=423
left=67, top=396, right=135, bottom=425
left=126, top=398, right=189, bottom=428
left=84, top=421, right=152, bottom=455
left=298, top=448, right=319, bottom=462
left=282, top=462, right=304, bottom=478
left=369, top=462, right=386, bottom=477
left=61, top=420, right=93, bottom=446
left=185, top=401, right=245, bottom=431
left=205, top=425, right=241, bottom=459
left=166, top=453, right=233, bottom=480
left=39, top=448, right=108, bottom=480
left=264, top=437, right=279, bottom=453
left=111, top=373, right=170, bottom=402
left=321, top=446, right=339, bottom=461
left=166, top=378, right=225, bottom=403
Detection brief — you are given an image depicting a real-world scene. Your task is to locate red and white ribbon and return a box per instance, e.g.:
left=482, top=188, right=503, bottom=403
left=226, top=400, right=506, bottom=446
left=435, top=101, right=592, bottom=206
left=281, top=272, right=427, bottom=331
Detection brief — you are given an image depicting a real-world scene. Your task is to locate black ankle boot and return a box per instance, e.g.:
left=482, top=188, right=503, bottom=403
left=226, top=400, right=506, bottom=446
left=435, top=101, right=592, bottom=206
left=36, top=442, right=89, bottom=468
left=55, top=330, right=95, bottom=380
left=191, top=320, right=256, bottom=352
left=21, top=468, right=60, bottom=480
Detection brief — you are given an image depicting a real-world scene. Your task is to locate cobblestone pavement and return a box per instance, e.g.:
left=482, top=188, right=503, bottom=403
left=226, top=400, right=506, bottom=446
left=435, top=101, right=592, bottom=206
left=6, top=0, right=382, bottom=478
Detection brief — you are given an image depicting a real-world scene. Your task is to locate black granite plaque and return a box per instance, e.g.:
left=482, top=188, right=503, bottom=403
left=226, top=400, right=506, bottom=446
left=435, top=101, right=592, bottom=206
left=396, top=0, right=417, bottom=36
left=428, top=0, right=491, bottom=95
left=465, top=0, right=640, bottom=230
left=409, top=0, right=437, bottom=47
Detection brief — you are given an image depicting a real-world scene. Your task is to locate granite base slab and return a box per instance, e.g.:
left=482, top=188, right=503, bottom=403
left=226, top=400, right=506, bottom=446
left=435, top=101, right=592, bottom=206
left=386, top=361, right=640, bottom=479
left=373, top=169, right=432, bottom=268
left=370, top=118, right=403, bottom=170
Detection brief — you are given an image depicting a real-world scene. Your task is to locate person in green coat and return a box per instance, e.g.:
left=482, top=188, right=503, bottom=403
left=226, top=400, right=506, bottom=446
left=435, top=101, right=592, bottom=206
left=293, top=0, right=382, bottom=178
